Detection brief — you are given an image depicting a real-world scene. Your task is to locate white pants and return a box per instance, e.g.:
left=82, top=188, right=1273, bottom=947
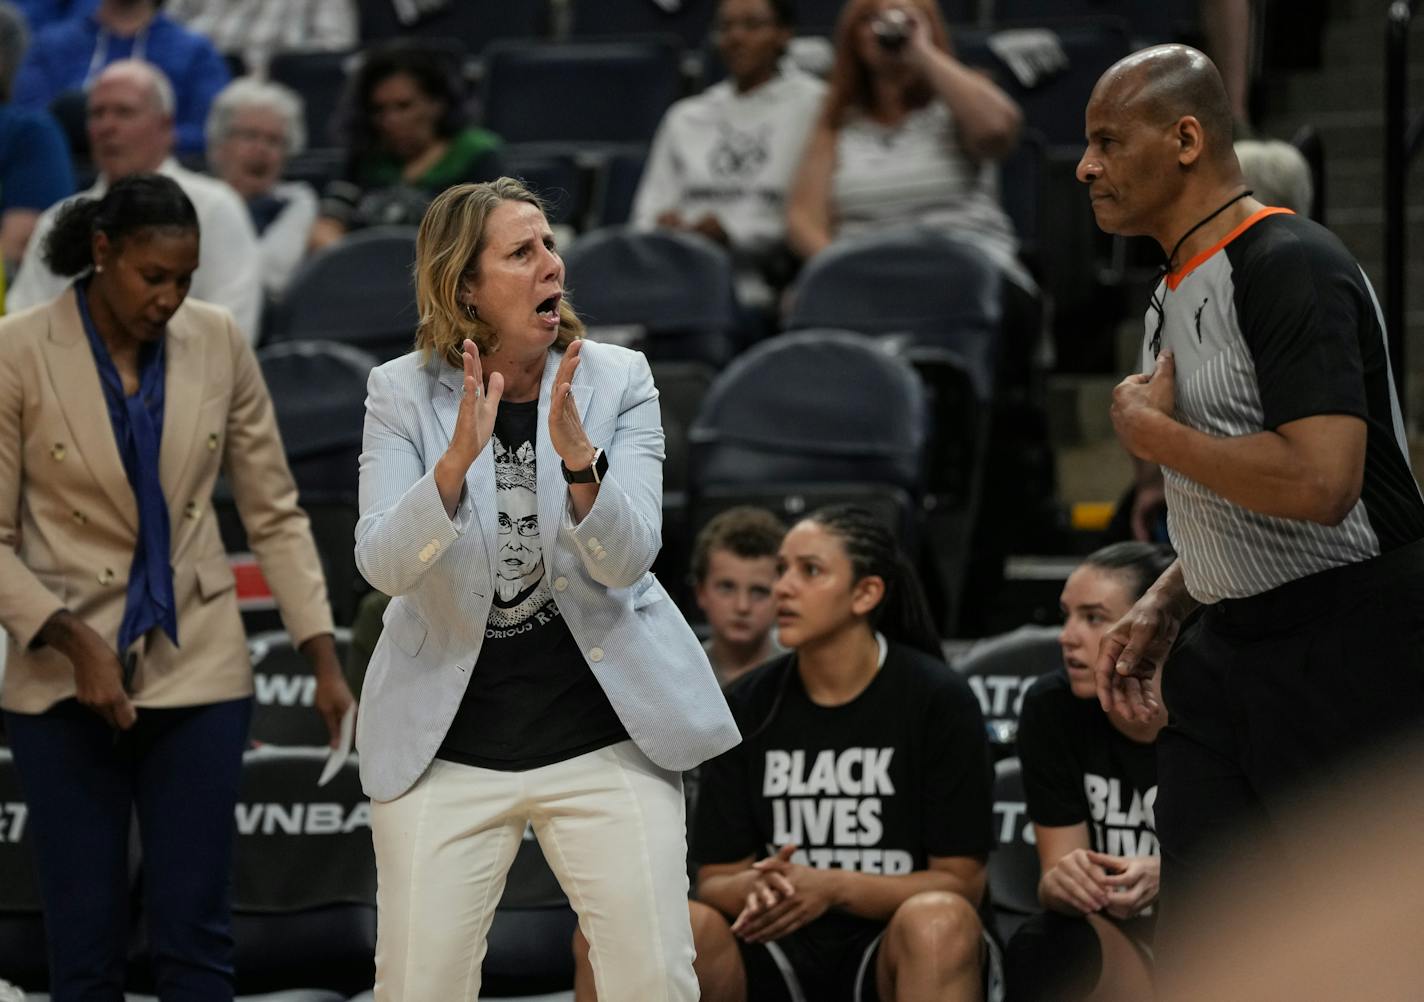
left=370, top=740, right=698, bottom=1001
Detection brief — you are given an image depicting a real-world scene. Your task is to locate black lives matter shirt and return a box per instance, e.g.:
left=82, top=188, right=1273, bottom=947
left=1017, top=672, right=1157, bottom=860
left=692, top=643, right=993, bottom=949
left=437, top=399, right=627, bottom=770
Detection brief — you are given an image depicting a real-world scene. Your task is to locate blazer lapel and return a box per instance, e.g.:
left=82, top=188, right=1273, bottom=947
left=434, top=360, right=497, bottom=570
left=158, top=310, right=206, bottom=502
left=41, top=289, right=139, bottom=532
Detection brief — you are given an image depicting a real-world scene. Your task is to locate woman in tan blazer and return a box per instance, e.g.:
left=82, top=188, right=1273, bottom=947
left=0, top=174, right=353, bottom=1001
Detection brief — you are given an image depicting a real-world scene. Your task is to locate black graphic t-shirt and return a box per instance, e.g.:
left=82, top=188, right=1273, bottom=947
left=1017, top=671, right=1158, bottom=859
left=437, top=399, right=627, bottom=771
left=692, top=643, right=993, bottom=949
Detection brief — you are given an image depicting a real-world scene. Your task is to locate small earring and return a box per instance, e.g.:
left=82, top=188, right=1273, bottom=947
left=94, top=264, right=104, bottom=274
left=464, top=302, right=477, bottom=321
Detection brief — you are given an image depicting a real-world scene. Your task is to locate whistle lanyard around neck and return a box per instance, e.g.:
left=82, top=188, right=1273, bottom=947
left=1148, top=188, right=1253, bottom=358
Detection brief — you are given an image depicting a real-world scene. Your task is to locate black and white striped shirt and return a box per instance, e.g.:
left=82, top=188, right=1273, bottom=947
left=1143, top=208, right=1424, bottom=603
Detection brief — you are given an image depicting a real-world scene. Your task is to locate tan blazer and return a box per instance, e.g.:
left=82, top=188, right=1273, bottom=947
left=0, top=288, right=333, bottom=713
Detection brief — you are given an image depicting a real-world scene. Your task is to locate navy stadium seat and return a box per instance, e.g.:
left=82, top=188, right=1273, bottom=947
left=567, top=0, right=716, bottom=47
left=481, top=39, right=683, bottom=148
left=785, top=224, right=1006, bottom=399
left=989, top=756, right=1043, bottom=940
left=355, top=0, right=546, bottom=50
left=591, top=147, right=647, bottom=228
left=503, top=146, right=588, bottom=228
left=687, top=329, right=927, bottom=546
left=265, top=226, right=418, bottom=361
left=562, top=227, right=740, bottom=365
left=268, top=50, right=354, bottom=150
left=953, top=625, right=1061, bottom=754
left=229, top=747, right=376, bottom=996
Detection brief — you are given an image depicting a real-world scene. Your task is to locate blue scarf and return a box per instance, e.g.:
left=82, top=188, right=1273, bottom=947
left=77, top=283, right=178, bottom=655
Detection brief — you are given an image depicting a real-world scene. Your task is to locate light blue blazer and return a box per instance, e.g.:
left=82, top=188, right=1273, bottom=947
left=353, top=340, right=740, bottom=801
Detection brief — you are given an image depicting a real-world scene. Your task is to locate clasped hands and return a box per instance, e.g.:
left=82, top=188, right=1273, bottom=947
left=728, top=843, right=837, bottom=944
left=1042, top=848, right=1159, bottom=920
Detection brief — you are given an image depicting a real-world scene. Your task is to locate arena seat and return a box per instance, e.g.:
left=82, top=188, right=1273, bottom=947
left=567, top=0, right=716, bottom=48
left=796, top=0, right=978, bottom=33
left=590, top=147, right=647, bottom=228
left=562, top=227, right=740, bottom=365
left=481, top=39, right=683, bottom=149
left=687, top=329, right=927, bottom=547
left=228, top=747, right=376, bottom=997
left=268, top=50, right=355, bottom=150
left=1000, top=127, right=1046, bottom=262
left=502, top=147, right=588, bottom=229
left=989, top=0, right=1189, bottom=43
left=953, top=624, right=1061, bottom=754
left=265, top=227, right=418, bottom=361
left=989, top=756, right=1043, bottom=940
left=785, top=225, right=1007, bottom=399
left=247, top=628, right=353, bottom=748
left=355, top=0, right=546, bottom=50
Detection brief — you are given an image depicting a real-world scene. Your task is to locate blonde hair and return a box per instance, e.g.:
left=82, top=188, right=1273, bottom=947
left=414, top=177, right=584, bottom=365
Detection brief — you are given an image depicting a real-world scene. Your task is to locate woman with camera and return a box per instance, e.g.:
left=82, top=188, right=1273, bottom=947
left=786, top=0, right=1021, bottom=270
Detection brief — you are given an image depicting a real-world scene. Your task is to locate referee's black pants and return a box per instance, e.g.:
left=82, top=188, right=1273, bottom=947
left=1154, top=538, right=1424, bottom=973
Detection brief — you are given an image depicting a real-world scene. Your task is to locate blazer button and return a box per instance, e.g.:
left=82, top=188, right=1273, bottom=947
left=184, top=500, right=200, bottom=520
left=594, top=549, right=607, bottom=562
left=588, top=647, right=604, bottom=662
left=206, top=432, right=220, bottom=451
left=586, top=536, right=600, bottom=551
left=51, top=443, right=66, bottom=461
left=553, top=576, right=568, bottom=592
left=97, top=568, right=115, bottom=585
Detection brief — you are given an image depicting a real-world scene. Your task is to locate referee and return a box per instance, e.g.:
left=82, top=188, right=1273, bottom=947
left=1078, top=43, right=1424, bottom=958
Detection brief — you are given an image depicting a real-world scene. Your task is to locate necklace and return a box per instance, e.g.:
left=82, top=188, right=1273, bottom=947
left=1148, top=188, right=1253, bottom=358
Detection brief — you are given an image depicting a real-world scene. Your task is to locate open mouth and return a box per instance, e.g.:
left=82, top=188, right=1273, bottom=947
left=535, top=293, right=561, bottom=324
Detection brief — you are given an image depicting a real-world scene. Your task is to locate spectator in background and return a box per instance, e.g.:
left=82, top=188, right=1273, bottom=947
left=690, top=506, right=785, bottom=686
left=1005, top=542, right=1175, bottom=1002
left=787, top=0, right=1022, bottom=274
left=165, top=0, right=356, bottom=75
left=8, top=60, right=262, bottom=339
left=0, top=1, right=73, bottom=277
left=207, top=77, right=314, bottom=300
left=1235, top=138, right=1313, bottom=215
left=576, top=506, right=997, bottom=1002
left=633, top=0, right=824, bottom=308
left=12, top=0, right=229, bottom=154
left=310, top=42, right=504, bottom=250
left=12, top=0, right=91, bottom=33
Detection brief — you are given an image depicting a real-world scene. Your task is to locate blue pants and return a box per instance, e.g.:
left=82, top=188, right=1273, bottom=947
left=4, top=697, right=252, bottom=1002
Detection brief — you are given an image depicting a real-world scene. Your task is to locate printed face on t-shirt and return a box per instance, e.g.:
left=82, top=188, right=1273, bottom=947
left=494, top=437, right=544, bottom=606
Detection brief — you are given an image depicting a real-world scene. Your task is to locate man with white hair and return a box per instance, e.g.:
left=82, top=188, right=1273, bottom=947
left=7, top=58, right=261, bottom=339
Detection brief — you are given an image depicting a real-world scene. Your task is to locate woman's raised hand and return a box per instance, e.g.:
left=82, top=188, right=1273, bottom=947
left=435, top=339, right=504, bottom=518
left=449, top=338, right=504, bottom=470
left=550, top=340, right=595, bottom=471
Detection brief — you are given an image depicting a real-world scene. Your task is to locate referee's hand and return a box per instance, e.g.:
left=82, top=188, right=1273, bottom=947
left=1095, top=595, right=1177, bottom=722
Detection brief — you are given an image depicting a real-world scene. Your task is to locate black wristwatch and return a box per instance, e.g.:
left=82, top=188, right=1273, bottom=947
left=562, top=447, right=608, bottom=485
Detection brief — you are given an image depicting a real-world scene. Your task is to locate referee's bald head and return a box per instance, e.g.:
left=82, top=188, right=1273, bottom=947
left=1092, top=44, right=1237, bottom=168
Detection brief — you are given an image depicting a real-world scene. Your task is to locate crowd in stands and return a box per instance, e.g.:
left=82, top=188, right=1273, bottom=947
left=0, top=0, right=1327, bottom=998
